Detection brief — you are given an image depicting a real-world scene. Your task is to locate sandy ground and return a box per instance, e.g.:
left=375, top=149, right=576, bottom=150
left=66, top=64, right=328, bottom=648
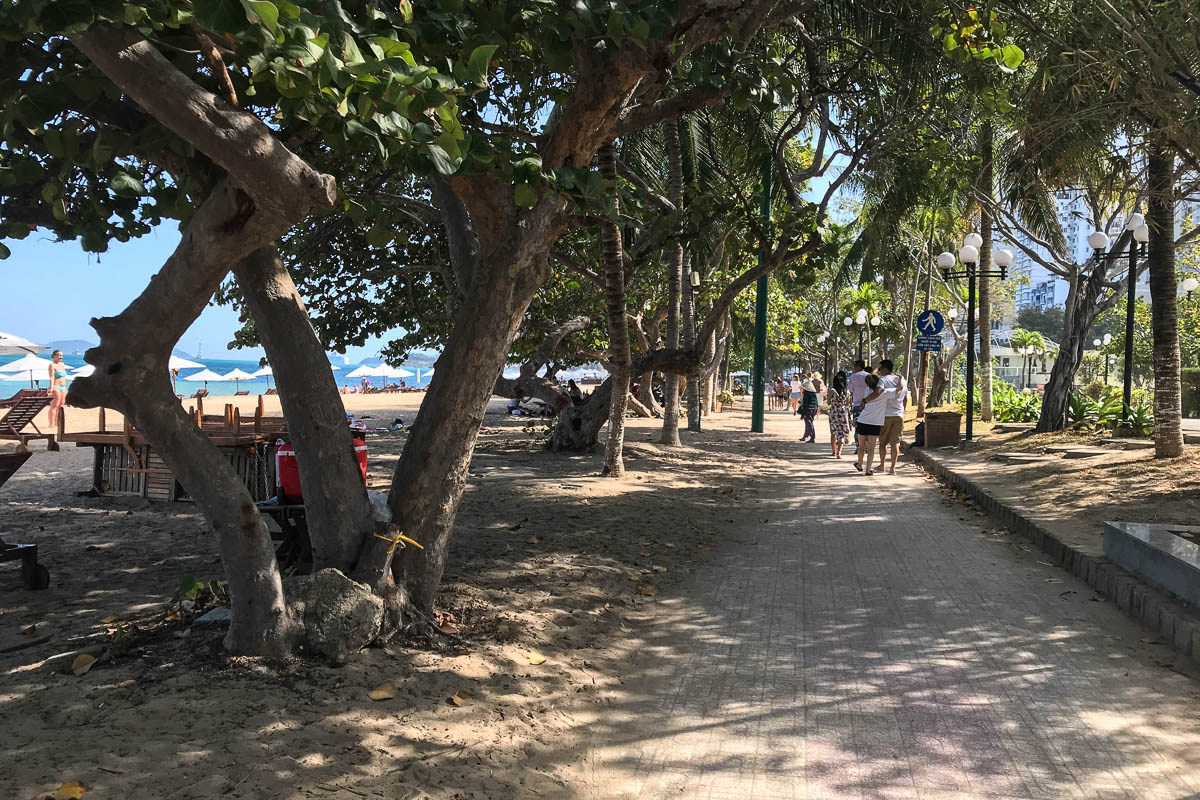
left=0, top=393, right=819, bottom=799
left=920, top=428, right=1200, bottom=556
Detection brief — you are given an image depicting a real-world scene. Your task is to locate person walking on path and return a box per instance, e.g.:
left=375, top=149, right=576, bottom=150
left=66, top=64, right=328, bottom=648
left=825, top=370, right=853, bottom=458
left=855, top=374, right=895, bottom=475
left=789, top=373, right=803, bottom=414
left=875, top=359, right=907, bottom=474
left=799, top=375, right=819, bottom=442
left=847, top=360, right=869, bottom=453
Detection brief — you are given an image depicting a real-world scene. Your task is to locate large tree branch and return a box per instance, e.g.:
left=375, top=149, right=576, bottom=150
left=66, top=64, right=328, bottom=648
left=69, top=25, right=335, bottom=219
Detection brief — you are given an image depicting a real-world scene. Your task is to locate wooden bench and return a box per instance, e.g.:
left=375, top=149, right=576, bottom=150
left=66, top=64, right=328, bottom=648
left=0, top=395, right=58, bottom=452
left=0, top=451, right=49, bottom=589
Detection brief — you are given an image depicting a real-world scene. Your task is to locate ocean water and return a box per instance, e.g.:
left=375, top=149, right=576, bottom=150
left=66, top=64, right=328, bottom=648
left=0, top=353, right=433, bottom=396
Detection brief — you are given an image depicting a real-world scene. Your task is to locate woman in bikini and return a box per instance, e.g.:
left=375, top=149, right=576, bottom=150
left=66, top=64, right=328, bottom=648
left=47, top=350, right=68, bottom=427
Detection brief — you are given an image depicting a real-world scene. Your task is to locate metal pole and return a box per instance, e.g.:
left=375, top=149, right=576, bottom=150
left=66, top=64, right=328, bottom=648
left=857, top=327, right=864, bottom=361
left=966, top=265, right=977, bottom=441
left=750, top=158, right=772, bottom=433
left=1123, top=239, right=1137, bottom=418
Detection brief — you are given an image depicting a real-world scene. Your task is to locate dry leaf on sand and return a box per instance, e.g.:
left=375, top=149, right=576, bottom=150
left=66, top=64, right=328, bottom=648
left=101, top=615, right=118, bottom=624
left=527, top=652, right=547, bottom=665
left=637, top=584, right=658, bottom=597
left=449, top=690, right=472, bottom=706
left=70, top=654, right=96, bottom=676
left=368, top=681, right=397, bottom=701
left=52, top=781, right=86, bottom=800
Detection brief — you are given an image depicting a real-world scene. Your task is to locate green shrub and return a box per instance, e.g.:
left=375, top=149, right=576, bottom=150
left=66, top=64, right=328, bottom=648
left=1182, top=368, right=1200, bottom=417
left=1083, top=381, right=1106, bottom=400
left=996, top=392, right=1041, bottom=422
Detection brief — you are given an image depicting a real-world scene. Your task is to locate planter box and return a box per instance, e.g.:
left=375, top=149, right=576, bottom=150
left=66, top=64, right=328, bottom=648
left=1103, top=522, right=1200, bottom=606
left=924, top=411, right=962, bottom=448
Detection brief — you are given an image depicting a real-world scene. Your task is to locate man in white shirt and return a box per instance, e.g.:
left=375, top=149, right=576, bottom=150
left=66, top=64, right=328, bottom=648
left=876, top=359, right=907, bottom=474
left=847, top=360, right=869, bottom=452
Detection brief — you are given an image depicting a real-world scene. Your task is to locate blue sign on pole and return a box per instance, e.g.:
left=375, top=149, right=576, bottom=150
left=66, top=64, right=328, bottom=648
left=916, top=335, right=943, bottom=352
left=916, top=309, right=945, bottom=336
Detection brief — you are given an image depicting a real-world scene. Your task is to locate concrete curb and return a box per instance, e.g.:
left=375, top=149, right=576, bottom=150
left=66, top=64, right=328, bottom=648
left=908, top=445, right=1200, bottom=667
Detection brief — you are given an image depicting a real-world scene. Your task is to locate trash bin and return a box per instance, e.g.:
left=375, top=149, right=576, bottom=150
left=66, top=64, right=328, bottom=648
left=924, top=411, right=962, bottom=448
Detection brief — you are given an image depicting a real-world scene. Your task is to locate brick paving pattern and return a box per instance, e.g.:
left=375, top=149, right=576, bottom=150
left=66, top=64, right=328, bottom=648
left=611, top=430, right=1200, bottom=799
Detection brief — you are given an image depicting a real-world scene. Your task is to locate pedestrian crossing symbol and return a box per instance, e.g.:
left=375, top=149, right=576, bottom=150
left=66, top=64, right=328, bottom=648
left=917, top=309, right=945, bottom=335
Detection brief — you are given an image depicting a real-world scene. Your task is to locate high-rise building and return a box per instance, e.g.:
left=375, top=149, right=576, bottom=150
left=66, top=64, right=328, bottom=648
left=1004, top=188, right=1200, bottom=312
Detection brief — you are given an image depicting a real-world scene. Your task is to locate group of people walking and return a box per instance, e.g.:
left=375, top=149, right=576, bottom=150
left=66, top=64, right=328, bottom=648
left=806, top=359, right=908, bottom=476
left=770, top=372, right=823, bottom=442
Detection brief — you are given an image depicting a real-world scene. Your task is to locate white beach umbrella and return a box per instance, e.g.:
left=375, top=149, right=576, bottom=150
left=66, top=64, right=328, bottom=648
left=379, top=364, right=415, bottom=379
left=0, top=331, right=47, bottom=356
left=222, top=368, right=255, bottom=392
left=0, top=354, right=55, bottom=387
left=346, top=364, right=382, bottom=378
left=251, top=366, right=273, bottom=377
left=182, top=368, right=227, bottom=389
left=71, top=364, right=96, bottom=377
left=168, top=355, right=205, bottom=371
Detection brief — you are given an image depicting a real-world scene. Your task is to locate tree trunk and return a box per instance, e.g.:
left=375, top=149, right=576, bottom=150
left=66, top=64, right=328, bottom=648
left=234, top=246, right=375, bottom=573
left=599, top=142, right=630, bottom=477
left=68, top=185, right=310, bottom=657
left=548, top=379, right=613, bottom=450
left=685, top=271, right=701, bottom=430
left=390, top=193, right=561, bottom=614
left=659, top=120, right=684, bottom=445
left=978, top=120, right=995, bottom=422
left=1036, top=268, right=1110, bottom=432
left=1147, top=139, right=1184, bottom=458
left=928, top=357, right=949, bottom=407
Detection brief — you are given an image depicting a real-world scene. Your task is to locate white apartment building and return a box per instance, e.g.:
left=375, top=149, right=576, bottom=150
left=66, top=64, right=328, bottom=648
left=1006, top=189, right=1200, bottom=312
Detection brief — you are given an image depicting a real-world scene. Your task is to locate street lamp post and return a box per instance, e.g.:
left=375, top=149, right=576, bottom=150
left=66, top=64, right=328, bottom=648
left=817, top=331, right=831, bottom=377
left=1094, top=222, right=1149, bottom=418
left=941, top=236, right=1011, bottom=441
left=1093, top=333, right=1113, bottom=385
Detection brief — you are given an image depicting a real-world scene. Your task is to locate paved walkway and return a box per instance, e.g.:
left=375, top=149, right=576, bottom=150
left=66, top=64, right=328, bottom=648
left=594, top=422, right=1200, bottom=799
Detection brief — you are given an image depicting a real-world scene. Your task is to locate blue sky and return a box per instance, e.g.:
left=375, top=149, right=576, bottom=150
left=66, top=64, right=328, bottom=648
left=0, top=227, right=393, bottom=362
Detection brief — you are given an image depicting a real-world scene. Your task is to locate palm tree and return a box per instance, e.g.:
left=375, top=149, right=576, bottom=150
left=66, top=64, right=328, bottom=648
left=1008, top=328, right=1045, bottom=389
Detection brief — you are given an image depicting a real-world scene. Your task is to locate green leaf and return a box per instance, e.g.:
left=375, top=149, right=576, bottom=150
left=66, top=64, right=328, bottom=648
left=109, top=171, right=147, bottom=197
left=241, top=0, right=280, bottom=35
left=423, top=143, right=459, bottom=175
left=514, top=181, right=537, bottom=209
left=52, top=198, right=68, bottom=221
left=0, top=243, right=10, bottom=260
left=366, top=223, right=392, bottom=247
left=464, top=44, right=498, bottom=85
left=194, top=0, right=251, bottom=33
left=39, top=0, right=95, bottom=33
left=1001, top=44, right=1025, bottom=70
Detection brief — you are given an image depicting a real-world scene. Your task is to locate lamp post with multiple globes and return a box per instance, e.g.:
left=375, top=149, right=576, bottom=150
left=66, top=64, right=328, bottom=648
left=940, top=234, right=1011, bottom=441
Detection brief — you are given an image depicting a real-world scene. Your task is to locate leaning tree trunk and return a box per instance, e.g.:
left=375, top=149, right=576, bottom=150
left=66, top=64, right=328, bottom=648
left=1147, top=139, right=1184, bottom=458
left=65, top=25, right=337, bottom=656
left=977, top=120, right=995, bottom=421
left=599, top=142, right=631, bottom=476
left=234, top=246, right=375, bottom=572
left=659, top=120, right=684, bottom=445
left=1036, top=267, right=1110, bottom=432
left=390, top=187, right=564, bottom=614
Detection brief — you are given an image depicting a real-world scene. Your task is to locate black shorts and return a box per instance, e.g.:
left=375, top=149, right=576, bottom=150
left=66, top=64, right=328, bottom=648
left=856, top=421, right=882, bottom=437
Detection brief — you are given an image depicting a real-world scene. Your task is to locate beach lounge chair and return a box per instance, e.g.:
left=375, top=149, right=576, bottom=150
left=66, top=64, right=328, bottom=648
left=0, top=388, right=44, bottom=409
left=190, top=388, right=208, bottom=399
left=234, top=390, right=250, bottom=396
left=0, top=451, right=49, bottom=589
left=265, top=388, right=278, bottom=396
left=0, top=396, right=58, bottom=452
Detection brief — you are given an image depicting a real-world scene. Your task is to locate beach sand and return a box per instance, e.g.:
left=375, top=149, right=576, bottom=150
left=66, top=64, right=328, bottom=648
left=0, top=391, right=801, bottom=799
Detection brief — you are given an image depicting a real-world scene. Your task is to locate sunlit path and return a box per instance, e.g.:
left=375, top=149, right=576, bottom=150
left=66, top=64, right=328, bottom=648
left=589, top=418, right=1200, bottom=800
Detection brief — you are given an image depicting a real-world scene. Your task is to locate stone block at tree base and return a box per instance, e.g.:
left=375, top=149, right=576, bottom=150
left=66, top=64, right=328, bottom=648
left=285, top=569, right=383, bottom=664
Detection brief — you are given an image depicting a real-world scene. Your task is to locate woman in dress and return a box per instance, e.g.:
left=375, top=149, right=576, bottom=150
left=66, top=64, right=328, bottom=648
left=47, top=350, right=68, bottom=427
left=825, top=371, right=852, bottom=458
left=799, top=375, right=819, bottom=442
